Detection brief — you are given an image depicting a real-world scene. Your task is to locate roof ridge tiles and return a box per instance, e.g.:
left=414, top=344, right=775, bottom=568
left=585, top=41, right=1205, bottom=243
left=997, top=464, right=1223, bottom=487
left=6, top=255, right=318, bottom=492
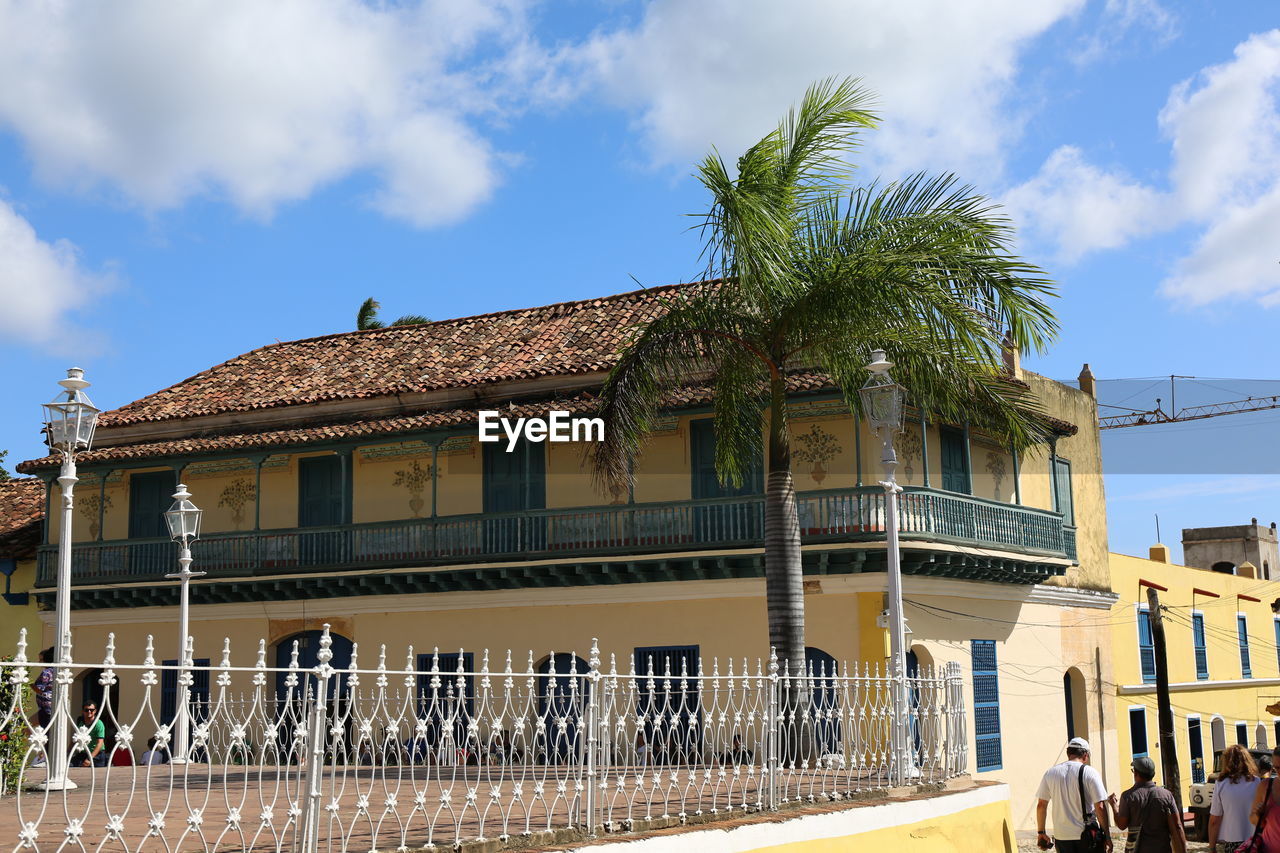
left=101, top=279, right=717, bottom=429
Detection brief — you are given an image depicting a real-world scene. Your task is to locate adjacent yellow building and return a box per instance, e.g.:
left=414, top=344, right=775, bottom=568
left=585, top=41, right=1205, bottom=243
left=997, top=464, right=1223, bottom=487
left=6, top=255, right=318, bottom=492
left=1110, top=545, right=1280, bottom=827
left=14, top=284, right=1117, bottom=828
left=0, top=478, right=44, bottom=657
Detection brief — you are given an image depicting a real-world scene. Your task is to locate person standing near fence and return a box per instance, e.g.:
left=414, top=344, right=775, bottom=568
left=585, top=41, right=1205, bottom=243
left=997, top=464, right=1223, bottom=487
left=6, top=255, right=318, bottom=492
left=1035, top=737, right=1113, bottom=852
left=33, top=647, right=55, bottom=729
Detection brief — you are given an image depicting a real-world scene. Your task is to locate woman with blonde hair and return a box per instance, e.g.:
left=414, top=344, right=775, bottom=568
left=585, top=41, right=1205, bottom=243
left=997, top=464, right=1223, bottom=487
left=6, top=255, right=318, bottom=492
left=1212, top=744, right=1260, bottom=850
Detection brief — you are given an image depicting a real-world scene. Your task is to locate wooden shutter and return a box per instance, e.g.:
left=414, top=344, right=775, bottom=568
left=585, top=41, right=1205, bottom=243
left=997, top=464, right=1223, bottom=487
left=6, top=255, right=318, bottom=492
left=128, top=471, right=176, bottom=538
left=971, top=640, right=1002, bottom=770
left=939, top=428, right=971, bottom=494
left=298, top=456, right=342, bottom=528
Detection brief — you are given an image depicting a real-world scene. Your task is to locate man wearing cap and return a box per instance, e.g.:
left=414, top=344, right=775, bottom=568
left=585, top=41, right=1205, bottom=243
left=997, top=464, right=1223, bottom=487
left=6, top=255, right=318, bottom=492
left=1035, top=737, right=1113, bottom=851
left=1115, top=755, right=1186, bottom=853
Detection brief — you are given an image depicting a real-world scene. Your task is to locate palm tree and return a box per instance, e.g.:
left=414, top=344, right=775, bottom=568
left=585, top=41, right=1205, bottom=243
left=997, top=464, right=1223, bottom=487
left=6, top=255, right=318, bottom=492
left=357, top=297, right=431, bottom=330
left=592, top=78, right=1059, bottom=689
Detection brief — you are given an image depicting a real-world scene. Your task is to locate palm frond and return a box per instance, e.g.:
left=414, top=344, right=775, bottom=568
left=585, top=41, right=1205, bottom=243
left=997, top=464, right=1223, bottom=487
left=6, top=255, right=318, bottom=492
left=357, top=298, right=383, bottom=330
left=391, top=314, right=432, bottom=326
left=592, top=288, right=774, bottom=491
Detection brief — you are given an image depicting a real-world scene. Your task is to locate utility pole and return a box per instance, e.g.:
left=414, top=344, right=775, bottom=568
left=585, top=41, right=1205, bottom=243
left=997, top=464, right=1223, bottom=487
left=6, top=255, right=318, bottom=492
left=1147, top=586, right=1182, bottom=812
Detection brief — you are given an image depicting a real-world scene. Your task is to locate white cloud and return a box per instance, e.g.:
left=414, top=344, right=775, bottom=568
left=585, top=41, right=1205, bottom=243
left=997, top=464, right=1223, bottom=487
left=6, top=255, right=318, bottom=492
left=1074, top=0, right=1177, bottom=65
left=1160, top=29, right=1280, bottom=218
left=0, top=0, right=541, bottom=227
left=1002, top=146, right=1168, bottom=262
left=1007, top=29, right=1280, bottom=308
left=1161, top=183, right=1280, bottom=306
left=0, top=200, right=111, bottom=347
left=579, top=0, right=1086, bottom=179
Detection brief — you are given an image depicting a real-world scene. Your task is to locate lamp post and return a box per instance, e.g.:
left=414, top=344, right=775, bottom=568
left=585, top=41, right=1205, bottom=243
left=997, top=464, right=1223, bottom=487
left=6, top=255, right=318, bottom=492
left=858, top=350, right=913, bottom=786
left=39, top=367, right=100, bottom=791
left=164, top=484, right=204, bottom=765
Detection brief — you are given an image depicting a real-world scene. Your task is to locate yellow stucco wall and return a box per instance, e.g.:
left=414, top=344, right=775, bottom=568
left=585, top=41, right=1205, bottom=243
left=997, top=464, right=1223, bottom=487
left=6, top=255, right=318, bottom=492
left=1110, top=550, right=1280, bottom=804
left=55, top=572, right=1116, bottom=831
left=1022, top=371, right=1109, bottom=592
left=0, top=557, right=43, bottom=658
left=743, top=796, right=1015, bottom=853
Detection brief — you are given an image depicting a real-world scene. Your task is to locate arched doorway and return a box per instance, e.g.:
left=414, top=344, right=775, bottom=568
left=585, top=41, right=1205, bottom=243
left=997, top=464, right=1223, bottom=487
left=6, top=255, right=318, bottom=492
left=1211, top=716, right=1227, bottom=753
left=1063, top=668, right=1088, bottom=742
left=274, top=630, right=355, bottom=764
left=536, top=654, right=588, bottom=764
left=906, top=646, right=936, bottom=766
left=1257, top=723, right=1269, bottom=750
left=806, top=647, right=840, bottom=756
left=78, top=668, right=122, bottom=761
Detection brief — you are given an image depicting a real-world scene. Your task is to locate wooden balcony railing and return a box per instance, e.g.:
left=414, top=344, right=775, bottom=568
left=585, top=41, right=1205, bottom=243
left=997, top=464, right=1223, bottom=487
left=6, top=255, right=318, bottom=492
left=37, top=486, right=1075, bottom=585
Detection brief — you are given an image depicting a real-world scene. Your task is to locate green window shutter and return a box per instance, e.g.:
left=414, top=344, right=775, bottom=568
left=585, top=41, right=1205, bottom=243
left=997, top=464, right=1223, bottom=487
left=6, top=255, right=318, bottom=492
left=939, top=427, right=971, bottom=494
left=298, top=456, right=342, bottom=528
left=1052, top=457, right=1074, bottom=524
left=128, top=471, right=176, bottom=538
left=482, top=441, right=546, bottom=513
left=689, top=419, right=761, bottom=499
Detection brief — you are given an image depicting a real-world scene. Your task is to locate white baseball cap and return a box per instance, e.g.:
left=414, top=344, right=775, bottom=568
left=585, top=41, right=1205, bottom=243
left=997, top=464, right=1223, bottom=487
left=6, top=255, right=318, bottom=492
left=1068, top=737, right=1091, bottom=752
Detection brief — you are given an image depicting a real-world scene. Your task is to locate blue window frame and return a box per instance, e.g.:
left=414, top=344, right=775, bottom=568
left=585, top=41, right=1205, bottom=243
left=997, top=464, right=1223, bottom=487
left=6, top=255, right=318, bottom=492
left=161, top=658, right=211, bottom=724
left=1130, top=707, right=1148, bottom=757
left=1193, top=613, right=1209, bottom=680
left=971, top=640, right=1001, bottom=771
left=415, top=652, right=475, bottom=756
left=1274, top=619, right=1280, bottom=674
left=1137, top=608, right=1156, bottom=684
left=1239, top=615, right=1253, bottom=678
left=1188, top=717, right=1205, bottom=784
left=634, top=645, right=704, bottom=758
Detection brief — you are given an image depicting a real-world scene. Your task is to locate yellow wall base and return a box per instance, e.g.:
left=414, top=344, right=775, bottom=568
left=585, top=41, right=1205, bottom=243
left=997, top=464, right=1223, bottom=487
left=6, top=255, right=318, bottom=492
left=572, top=784, right=1014, bottom=852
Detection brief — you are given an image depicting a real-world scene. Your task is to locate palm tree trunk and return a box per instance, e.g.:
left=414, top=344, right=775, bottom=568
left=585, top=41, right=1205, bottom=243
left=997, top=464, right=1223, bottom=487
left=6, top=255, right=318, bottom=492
left=763, top=379, right=810, bottom=761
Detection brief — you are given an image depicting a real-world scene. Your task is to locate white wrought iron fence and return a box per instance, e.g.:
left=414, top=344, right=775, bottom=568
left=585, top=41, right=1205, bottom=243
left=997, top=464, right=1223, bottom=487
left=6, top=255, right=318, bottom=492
left=0, top=627, right=968, bottom=852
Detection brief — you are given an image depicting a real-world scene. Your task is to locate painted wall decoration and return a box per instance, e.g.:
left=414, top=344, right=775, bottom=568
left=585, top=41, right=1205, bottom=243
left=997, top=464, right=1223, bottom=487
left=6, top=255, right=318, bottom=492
left=793, top=424, right=843, bottom=484
left=218, top=479, right=257, bottom=530
left=78, top=493, right=113, bottom=540
left=392, top=459, right=437, bottom=518
left=897, top=425, right=922, bottom=484
left=985, top=451, right=1006, bottom=500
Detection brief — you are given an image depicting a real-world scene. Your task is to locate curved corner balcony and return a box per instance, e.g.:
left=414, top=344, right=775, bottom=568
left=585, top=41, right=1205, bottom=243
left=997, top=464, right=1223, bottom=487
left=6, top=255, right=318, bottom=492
left=38, top=486, right=1075, bottom=594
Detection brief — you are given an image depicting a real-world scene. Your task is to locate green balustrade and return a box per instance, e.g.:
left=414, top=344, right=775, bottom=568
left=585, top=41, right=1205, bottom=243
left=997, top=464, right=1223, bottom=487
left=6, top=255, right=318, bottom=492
left=36, top=486, right=1073, bottom=585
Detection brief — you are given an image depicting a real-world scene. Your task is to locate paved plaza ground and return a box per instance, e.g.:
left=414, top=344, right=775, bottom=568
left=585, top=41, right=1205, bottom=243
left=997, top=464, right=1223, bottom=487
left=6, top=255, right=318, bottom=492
left=0, top=762, right=783, bottom=851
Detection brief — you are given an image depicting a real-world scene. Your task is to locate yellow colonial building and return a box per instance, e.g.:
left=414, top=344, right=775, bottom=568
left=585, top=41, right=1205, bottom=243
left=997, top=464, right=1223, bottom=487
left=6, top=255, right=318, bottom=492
left=1110, top=545, right=1280, bottom=820
left=0, top=478, right=44, bottom=657
left=16, top=284, right=1118, bottom=826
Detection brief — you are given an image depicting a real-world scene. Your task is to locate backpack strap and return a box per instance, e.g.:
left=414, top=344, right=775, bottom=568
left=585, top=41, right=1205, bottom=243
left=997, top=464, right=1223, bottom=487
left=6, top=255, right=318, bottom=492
left=1078, top=762, right=1091, bottom=822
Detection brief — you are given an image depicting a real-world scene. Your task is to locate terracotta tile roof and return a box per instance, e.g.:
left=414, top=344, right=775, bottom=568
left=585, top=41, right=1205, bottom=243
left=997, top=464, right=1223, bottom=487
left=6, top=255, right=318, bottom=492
left=0, top=478, right=45, bottom=558
left=16, top=369, right=1078, bottom=474
left=101, top=283, right=699, bottom=428
left=18, top=375, right=831, bottom=471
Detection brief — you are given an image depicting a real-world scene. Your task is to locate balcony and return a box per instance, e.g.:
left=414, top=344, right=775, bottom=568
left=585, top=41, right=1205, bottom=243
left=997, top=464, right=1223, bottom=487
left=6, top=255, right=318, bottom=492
left=38, top=486, right=1075, bottom=587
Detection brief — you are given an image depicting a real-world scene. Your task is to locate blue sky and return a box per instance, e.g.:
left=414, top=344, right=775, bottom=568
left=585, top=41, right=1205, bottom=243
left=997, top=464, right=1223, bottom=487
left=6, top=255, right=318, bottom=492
left=1, top=0, right=1277, bottom=562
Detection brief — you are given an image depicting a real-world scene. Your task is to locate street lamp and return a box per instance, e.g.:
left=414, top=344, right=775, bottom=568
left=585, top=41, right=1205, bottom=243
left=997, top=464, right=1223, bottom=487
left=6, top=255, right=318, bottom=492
left=858, top=350, right=913, bottom=786
left=39, top=367, right=100, bottom=791
left=164, top=485, right=205, bottom=765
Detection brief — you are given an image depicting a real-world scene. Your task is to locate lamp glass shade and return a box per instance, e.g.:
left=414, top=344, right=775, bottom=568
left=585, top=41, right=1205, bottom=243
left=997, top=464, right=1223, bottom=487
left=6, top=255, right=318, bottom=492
left=43, top=399, right=99, bottom=452
left=165, top=486, right=203, bottom=543
left=859, top=373, right=905, bottom=433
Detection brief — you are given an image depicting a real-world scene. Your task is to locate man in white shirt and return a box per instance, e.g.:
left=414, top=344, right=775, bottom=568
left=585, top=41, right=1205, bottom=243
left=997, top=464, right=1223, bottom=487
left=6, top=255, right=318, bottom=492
left=1036, top=736, right=1113, bottom=852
